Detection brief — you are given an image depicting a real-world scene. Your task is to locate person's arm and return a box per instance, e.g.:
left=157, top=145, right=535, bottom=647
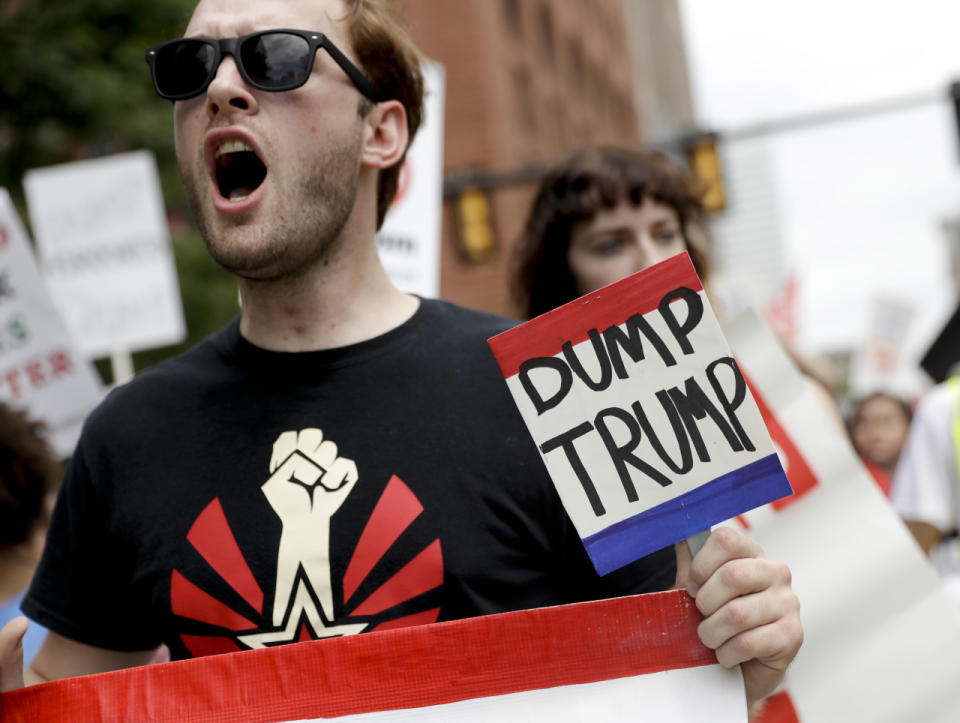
left=903, top=520, right=947, bottom=556
left=674, top=526, right=803, bottom=707
left=1, top=617, right=155, bottom=692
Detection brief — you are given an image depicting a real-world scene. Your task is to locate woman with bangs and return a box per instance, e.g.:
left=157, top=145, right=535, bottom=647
left=512, top=145, right=711, bottom=319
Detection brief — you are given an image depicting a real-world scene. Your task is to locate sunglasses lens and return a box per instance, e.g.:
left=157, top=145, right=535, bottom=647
left=155, top=39, right=217, bottom=98
left=240, top=32, right=312, bottom=89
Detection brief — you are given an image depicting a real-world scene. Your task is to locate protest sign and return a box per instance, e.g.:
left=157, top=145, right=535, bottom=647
left=23, top=150, right=186, bottom=359
left=0, top=190, right=103, bottom=458
left=488, top=253, right=792, bottom=575
left=376, top=61, right=445, bottom=298
left=724, top=308, right=960, bottom=723
left=0, top=590, right=746, bottom=722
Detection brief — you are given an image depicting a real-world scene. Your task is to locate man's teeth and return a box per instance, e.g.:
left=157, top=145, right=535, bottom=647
left=215, top=139, right=253, bottom=159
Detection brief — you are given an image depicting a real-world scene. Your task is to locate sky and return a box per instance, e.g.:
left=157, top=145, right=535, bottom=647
left=678, top=0, right=960, bottom=394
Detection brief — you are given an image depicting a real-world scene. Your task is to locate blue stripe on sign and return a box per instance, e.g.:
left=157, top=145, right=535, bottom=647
left=582, top=454, right=791, bottom=576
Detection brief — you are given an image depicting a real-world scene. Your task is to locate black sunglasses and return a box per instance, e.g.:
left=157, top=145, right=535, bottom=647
left=145, top=28, right=379, bottom=102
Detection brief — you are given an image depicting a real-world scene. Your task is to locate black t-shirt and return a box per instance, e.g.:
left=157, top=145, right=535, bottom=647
left=24, top=299, right=675, bottom=659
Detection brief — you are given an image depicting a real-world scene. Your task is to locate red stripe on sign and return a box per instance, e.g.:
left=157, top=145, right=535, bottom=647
left=752, top=689, right=801, bottom=723
left=743, top=371, right=818, bottom=508
left=0, top=590, right=716, bottom=722
left=489, top=252, right=702, bottom=378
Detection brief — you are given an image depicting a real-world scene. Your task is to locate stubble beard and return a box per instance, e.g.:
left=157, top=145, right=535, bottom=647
left=180, top=138, right=362, bottom=282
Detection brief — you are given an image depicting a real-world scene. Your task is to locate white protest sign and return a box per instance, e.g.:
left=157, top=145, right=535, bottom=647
left=376, top=61, right=445, bottom=297
left=724, top=308, right=960, bottom=723
left=0, top=590, right=746, bottom=722
left=0, top=190, right=103, bottom=458
left=23, top=150, right=186, bottom=359
left=488, top=253, right=792, bottom=575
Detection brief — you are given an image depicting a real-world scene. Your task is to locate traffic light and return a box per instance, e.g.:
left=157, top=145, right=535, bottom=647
left=683, top=133, right=726, bottom=214
left=455, top=187, right=495, bottom=262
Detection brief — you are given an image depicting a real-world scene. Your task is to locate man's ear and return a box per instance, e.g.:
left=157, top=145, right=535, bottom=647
left=361, top=100, right=408, bottom=169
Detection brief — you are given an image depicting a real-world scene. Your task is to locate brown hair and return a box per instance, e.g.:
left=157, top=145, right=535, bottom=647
left=0, top=405, right=61, bottom=551
left=849, top=391, right=913, bottom=432
left=343, top=0, right=425, bottom=229
left=512, top=145, right=710, bottom=319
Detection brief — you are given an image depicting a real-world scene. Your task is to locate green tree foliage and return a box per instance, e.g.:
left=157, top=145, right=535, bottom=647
left=133, top=227, right=240, bottom=375
left=0, top=0, right=240, bottom=376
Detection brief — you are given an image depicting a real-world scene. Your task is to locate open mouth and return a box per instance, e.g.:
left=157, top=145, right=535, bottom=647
left=215, top=140, right=267, bottom=201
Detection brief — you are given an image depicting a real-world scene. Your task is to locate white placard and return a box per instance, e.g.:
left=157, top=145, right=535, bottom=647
left=24, top=150, right=186, bottom=358
left=376, top=61, right=445, bottom=298
left=0, top=190, right=103, bottom=458
left=489, top=254, right=791, bottom=575
left=725, top=308, right=960, bottom=723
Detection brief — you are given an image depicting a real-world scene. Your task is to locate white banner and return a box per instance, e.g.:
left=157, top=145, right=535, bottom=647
left=724, top=308, right=960, bottom=723
left=313, top=667, right=743, bottom=722
left=376, top=62, right=445, bottom=298
left=0, top=190, right=103, bottom=458
left=24, top=150, right=186, bottom=358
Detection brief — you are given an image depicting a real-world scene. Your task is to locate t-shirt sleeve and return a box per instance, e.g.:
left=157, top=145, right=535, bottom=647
left=21, top=441, right=162, bottom=652
left=891, top=386, right=959, bottom=533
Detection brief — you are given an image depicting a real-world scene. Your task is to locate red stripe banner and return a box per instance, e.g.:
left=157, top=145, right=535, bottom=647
left=1, top=590, right=719, bottom=722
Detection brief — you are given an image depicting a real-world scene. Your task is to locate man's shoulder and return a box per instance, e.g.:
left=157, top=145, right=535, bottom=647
left=419, top=298, right=519, bottom=341
left=85, top=322, right=236, bottom=422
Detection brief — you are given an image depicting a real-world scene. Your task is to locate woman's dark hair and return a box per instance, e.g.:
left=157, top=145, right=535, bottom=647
left=0, top=404, right=60, bottom=551
left=512, top=145, right=710, bottom=319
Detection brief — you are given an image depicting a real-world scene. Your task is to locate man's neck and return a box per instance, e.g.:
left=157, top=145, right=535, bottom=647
left=237, top=243, right=419, bottom=352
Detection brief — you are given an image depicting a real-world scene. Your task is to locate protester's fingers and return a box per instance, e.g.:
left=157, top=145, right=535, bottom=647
left=722, top=614, right=803, bottom=704
left=688, top=527, right=764, bottom=591
left=0, top=616, right=28, bottom=693
left=691, top=551, right=801, bottom=706
left=694, top=556, right=787, bottom=618
left=712, top=601, right=802, bottom=668
left=697, top=572, right=795, bottom=650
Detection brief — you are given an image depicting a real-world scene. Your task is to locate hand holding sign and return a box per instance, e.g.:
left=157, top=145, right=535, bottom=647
left=674, top=527, right=802, bottom=705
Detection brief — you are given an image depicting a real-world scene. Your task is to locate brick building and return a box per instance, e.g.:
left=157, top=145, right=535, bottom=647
left=395, top=0, right=647, bottom=318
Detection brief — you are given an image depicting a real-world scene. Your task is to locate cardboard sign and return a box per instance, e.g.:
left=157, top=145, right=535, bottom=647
left=0, top=591, right=746, bottom=722
left=488, top=253, right=791, bottom=575
left=376, top=61, right=445, bottom=298
left=724, top=308, right=960, bottom=723
left=0, top=190, right=103, bottom=458
left=23, top=150, right=186, bottom=358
